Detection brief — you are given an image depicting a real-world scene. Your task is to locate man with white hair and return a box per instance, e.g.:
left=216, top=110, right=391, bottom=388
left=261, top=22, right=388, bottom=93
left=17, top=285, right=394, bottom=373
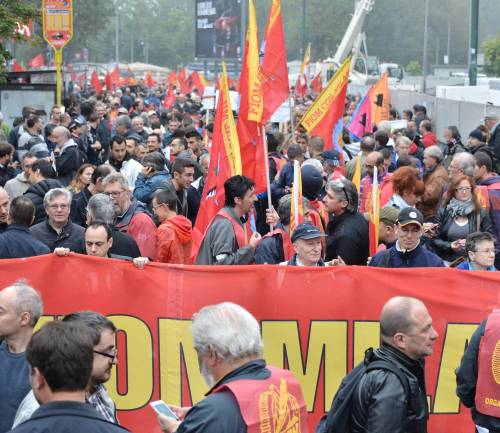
left=0, top=281, right=43, bottom=433
left=52, top=126, right=85, bottom=186
left=448, top=152, right=475, bottom=183
left=157, top=302, right=308, bottom=433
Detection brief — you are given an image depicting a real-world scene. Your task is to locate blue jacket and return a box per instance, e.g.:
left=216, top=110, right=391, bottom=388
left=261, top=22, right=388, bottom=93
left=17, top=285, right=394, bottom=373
left=132, top=170, right=171, bottom=206
left=271, top=161, right=294, bottom=202
left=11, top=401, right=129, bottom=433
left=456, top=261, right=496, bottom=271
left=370, top=243, right=444, bottom=268
left=0, top=224, right=50, bottom=258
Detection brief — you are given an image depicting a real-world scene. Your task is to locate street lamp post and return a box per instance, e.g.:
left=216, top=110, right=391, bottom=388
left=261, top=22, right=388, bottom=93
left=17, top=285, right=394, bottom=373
left=422, top=0, right=430, bottom=93
left=469, top=0, right=479, bottom=86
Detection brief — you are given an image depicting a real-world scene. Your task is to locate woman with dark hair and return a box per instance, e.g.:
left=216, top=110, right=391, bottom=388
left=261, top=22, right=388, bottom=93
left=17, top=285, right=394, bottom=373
left=443, top=125, right=467, bottom=167
left=389, top=166, right=425, bottom=209
left=431, top=175, right=494, bottom=263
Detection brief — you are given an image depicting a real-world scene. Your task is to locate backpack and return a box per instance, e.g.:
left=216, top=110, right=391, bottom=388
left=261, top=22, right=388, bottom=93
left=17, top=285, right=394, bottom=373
left=315, top=348, right=411, bottom=433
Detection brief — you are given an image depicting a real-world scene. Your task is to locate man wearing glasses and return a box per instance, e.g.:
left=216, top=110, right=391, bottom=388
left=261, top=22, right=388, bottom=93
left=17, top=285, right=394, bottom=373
left=102, top=172, right=157, bottom=260
left=12, top=311, right=122, bottom=428
left=30, top=188, right=84, bottom=251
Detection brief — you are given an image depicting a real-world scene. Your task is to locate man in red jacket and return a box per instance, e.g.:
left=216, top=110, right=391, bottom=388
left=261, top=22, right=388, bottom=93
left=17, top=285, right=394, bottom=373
left=152, top=189, right=193, bottom=264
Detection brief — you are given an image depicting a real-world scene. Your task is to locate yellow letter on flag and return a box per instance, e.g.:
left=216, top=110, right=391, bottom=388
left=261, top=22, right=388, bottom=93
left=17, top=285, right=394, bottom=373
left=246, top=0, right=263, bottom=123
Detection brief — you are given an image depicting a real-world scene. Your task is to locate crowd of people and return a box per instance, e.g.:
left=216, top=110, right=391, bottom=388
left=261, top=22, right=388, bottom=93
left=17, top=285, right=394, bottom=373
left=0, top=82, right=499, bottom=271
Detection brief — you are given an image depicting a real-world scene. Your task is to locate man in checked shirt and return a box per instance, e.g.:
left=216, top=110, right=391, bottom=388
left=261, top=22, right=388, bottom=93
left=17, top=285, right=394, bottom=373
left=12, top=311, right=119, bottom=427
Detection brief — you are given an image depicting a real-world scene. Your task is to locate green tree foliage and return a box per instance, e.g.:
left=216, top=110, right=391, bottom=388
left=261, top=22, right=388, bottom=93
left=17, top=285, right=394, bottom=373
left=406, top=60, right=422, bottom=76
left=483, top=33, right=500, bottom=77
left=0, top=0, right=40, bottom=73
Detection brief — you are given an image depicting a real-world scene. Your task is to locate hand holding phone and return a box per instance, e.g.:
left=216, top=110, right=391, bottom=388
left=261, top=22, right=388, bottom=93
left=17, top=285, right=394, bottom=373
left=150, top=400, right=179, bottom=420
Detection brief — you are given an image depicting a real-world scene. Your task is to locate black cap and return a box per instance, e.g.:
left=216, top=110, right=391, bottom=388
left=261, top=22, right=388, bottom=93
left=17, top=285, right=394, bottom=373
left=397, top=207, right=423, bottom=227
left=68, top=118, right=84, bottom=131
left=468, top=129, right=484, bottom=142
left=291, top=223, right=327, bottom=243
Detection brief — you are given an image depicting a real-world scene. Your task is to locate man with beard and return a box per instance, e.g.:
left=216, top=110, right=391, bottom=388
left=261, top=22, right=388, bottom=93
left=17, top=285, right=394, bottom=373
left=106, top=135, right=143, bottom=190
left=12, top=312, right=127, bottom=430
left=156, top=302, right=308, bottom=433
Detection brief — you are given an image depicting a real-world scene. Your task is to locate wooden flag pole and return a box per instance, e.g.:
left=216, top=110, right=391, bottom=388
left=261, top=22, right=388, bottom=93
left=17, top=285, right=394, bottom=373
left=262, top=125, right=274, bottom=231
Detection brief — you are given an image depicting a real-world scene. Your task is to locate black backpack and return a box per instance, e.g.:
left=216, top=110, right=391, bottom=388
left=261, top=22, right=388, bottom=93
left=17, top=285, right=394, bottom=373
left=315, top=348, right=411, bottom=433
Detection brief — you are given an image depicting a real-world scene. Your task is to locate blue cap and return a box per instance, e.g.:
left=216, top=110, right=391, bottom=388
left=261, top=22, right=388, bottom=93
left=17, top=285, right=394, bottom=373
left=291, top=223, right=326, bottom=243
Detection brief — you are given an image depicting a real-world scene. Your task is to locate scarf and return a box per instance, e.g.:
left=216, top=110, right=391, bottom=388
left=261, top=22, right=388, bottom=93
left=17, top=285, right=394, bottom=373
left=446, top=197, right=475, bottom=218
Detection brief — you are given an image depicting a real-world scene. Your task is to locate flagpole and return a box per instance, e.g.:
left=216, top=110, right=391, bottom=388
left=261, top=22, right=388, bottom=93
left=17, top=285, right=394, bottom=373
left=289, top=95, right=295, bottom=136
left=261, top=125, right=274, bottom=231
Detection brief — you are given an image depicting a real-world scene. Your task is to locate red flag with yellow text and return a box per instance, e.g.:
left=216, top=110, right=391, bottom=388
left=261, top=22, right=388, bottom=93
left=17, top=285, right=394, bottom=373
left=261, top=0, right=289, bottom=123
left=299, top=57, right=351, bottom=149
left=236, top=0, right=267, bottom=194
left=193, top=63, right=242, bottom=250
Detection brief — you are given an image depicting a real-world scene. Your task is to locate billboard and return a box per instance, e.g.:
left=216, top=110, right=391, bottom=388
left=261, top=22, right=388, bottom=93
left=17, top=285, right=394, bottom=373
left=195, top=0, right=242, bottom=59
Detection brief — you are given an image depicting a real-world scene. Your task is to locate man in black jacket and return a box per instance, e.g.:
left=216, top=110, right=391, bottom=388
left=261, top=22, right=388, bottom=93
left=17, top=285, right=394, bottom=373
left=0, top=196, right=49, bottom=258
left=0, top=141, right=15, bottom=187
left=350, top=296, right=438, bottom=433
left=53, top=126, right=86, bottom=186
left=323, top=179, right=369, bottom=264
left=30, top=188, right=84, bottom=251
left=23, top=159, right=62, bottom=224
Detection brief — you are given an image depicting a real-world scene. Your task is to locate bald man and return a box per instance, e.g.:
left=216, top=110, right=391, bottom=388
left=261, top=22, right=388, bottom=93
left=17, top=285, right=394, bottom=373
left=349, top=296, right=438, bottom=433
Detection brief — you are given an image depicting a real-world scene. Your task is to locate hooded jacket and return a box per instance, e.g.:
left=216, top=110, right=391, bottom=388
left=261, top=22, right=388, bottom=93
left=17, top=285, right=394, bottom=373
left=4, top=172, right=30, bottom=198
left=156, top=215, right=193, bottom=264
left=23, top=179, right=63, bottom=224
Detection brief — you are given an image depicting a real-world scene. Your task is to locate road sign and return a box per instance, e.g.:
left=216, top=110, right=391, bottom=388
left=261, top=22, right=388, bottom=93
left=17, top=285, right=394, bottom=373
left=42, top=0, right=73, bottom=50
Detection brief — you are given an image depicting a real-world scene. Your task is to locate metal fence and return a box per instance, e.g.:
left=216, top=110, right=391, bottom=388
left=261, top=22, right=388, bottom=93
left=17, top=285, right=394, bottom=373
left=390, top=89, right=500, bottom=142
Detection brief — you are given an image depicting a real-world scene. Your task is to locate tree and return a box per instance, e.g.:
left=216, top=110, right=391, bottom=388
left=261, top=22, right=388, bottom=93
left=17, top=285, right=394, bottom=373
left=483, top=33, right=500, bottom=77
left=0, top=0, right=40, bottom=75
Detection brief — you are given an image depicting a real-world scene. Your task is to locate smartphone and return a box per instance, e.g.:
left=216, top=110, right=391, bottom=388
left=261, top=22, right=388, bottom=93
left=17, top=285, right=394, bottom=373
left=149, top=400, right=179, bottom=420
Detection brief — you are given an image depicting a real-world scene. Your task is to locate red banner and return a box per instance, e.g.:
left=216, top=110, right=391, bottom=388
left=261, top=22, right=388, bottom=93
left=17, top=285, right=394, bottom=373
left=1, top=254, right=497, bottom=433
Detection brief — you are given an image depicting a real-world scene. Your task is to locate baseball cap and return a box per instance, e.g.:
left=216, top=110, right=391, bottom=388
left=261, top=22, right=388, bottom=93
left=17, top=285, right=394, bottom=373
left=117, top=107, right=128, bottom=115
left=68, top=118, right=84, bottom=131
left=380, top=206, right=399, bottom=225
left=397, top=207, right=423, bottom=227
left=321, top=150, right=340, bottom=164
left=291, top=223, right=327, bottom=243
left=483, top=112, right=499, bottom=121
left=147, top=110, right=158, bottom=116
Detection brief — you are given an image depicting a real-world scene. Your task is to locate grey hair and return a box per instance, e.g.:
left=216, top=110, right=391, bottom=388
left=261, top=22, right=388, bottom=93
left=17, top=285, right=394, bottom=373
left=377, top=120, right=391, bottom=133
left=43, top=188, right=72, bottom=208
left=54, top=126, right=71, bottom=140
left=326, top=179, right=358, bottom=213
left=302, top=158, right=323, bottom=174
left=191, top=302, right=263, bottom=363
left=424, top=145, right=444, bottom=163
left=452, top=152, right=475, bottom=177
left=395, top=136, right=411, bottom=148
left=7, top=280, right=43, bottom=327
left=116, top=115, right=132, bottom=130
left=131, top=116, right=144, bottom=126
left=102, top=172, right=130, bottom=191
left=199, top=152, right=210, bottom=165
left=87, top=193, right=115, bottom=224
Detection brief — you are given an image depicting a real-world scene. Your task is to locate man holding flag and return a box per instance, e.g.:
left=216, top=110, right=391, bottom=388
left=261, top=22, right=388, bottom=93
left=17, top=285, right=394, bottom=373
left=195, top=175, right=261, bottom=265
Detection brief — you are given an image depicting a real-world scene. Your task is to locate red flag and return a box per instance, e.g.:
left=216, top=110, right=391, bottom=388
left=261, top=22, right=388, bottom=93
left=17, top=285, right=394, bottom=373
left=178, top=68, right=190, bottom=94
left=91, top=70, right=103, bottom=93
left=295, top=43, right=311, bottom=97
left=28, top=53, right=45, bottom=69
left=188, top=71, right=205, bottom=95
left=111, top=65, right=120, bottom=87
left=311, top=72, right=323, bottom=94
left=261, top=0, right=289, bottom=123
left=11, top=60, right=26, bottom=72
left=235, top=0, right=267, bottom=194
left=300, top=58, right=351, bottom=149
left=70, top=72, right=77, bottom=82
left=78, top=72, right=87, bottom=83
left=162, top=85, right=176, bottom=109
left=145, top=72, right=156, bottom=88
left=167, top=70, right=178, bottom=87
left=193, top=63, right=241, bottom=253
left=105, top=70, right=112, bottom=90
